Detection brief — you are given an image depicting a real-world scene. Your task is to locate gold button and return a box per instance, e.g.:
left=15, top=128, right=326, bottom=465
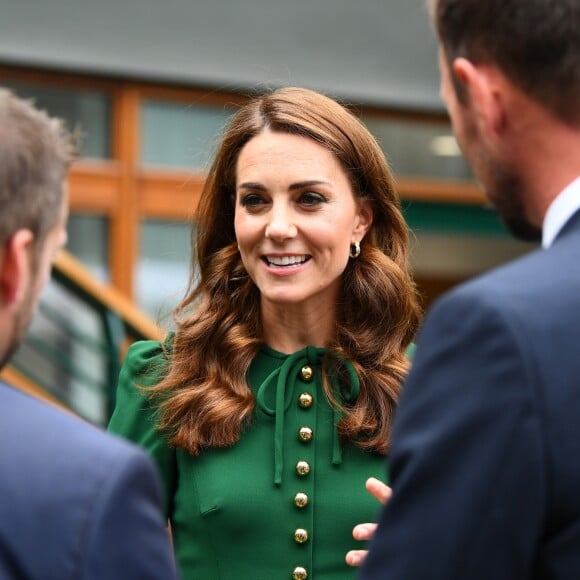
left=294, top=528, right=309, bottom=544
left=294, top=492, right=309, bottom=508
left=295, top=460, right=310, bottom=476
left=300, top=365, right=314, bottom=381
left=292, top=566, right=308, bottom=580
left=298, top=392, right=313, bottom=408
left=298, top=426, right=313, bottom=442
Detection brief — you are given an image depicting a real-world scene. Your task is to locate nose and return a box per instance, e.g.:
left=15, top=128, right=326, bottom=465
left=265, top=203, right=297, bottom=241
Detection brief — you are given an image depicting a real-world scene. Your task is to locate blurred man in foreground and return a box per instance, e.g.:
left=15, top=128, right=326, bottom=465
left=354, top=0, right=580, bottom=577
left=0, top=88, right=177, bottom=580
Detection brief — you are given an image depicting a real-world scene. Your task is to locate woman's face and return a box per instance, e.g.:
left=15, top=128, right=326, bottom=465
left=234, top=130, right=372, bottom=310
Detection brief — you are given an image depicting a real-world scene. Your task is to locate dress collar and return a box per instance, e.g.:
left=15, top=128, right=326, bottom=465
left=255, top=345, right=360, bottom=485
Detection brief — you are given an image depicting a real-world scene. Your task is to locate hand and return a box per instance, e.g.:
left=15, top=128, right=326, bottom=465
left=345, top=477, right=392, bottom=567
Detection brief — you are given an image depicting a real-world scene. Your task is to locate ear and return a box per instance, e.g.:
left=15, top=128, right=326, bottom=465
left=452, top=57, right=507, bottom=139
left=353, top=198, right=374, bottom=242
left=0, top=230, right=34, bottom=306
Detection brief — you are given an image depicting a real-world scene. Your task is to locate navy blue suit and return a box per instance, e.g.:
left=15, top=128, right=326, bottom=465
left=0, top=383, right=178, bottom=580
left=361, top=210, right=580, bottom=579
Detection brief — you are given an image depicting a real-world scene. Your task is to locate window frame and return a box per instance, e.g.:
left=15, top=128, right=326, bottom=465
left=0, top=63, right=485, bottom=305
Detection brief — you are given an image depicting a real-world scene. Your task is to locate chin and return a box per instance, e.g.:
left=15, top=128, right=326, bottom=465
left=478, top=156, right=541, bottom=242
left=501, top=215, right=542, bottom=242
left=263, top=293, right=305, bottom=306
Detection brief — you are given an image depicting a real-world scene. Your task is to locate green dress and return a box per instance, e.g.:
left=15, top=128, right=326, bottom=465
left=108, top=340, right=389, bottom=580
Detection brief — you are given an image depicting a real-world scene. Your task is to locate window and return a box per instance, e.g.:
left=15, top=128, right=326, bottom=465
left=141, top=99, right=235, bottom=170
left=136, top=220, right=193, bottom=322
left=361, top=112, right=473, bottom=181
left=5, top=82, right=112, bottom=159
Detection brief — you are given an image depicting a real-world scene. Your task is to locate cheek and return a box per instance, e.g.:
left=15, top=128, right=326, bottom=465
left=335, top=241, right=351, bottom=271
left=233, top=218, right=259, bottom=274
left=233, top=207, right=241, bottom=234
left=233, top=210, right=247, bottom=241
left=34, top=261, right=52, bottom=299
left=327, top=213, right=356, bottom=250
left=234, top=215, right=248, bottom=249
left=235, top=212, right=264, bottom=245
left=317, top=226, right=351, bottom=268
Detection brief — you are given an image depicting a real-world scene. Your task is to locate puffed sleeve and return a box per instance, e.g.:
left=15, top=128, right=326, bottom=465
left=108, top=340, right=177, bottom=519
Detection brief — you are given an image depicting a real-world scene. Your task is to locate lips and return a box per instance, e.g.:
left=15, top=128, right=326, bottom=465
left=263, top=254, right=310, bottom=267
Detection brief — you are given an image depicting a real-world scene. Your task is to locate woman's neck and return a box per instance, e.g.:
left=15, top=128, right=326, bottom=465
left=260, top=299, right=337, bottom=355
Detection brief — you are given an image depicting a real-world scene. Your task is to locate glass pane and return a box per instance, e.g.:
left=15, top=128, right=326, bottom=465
left=141, top=99, right=235, bottom=170
left=10, top=280, right=110, bottom=425
left=67, top=214, right=110, bottom=283
left=410, top=230, right=537, bottom=279
left=2, top=81, right=111, bottom=159
left=136, top=220, right=194, bottom=323
left=360, top=113, right=473, bottom=181
left=403, top=201, right=506, bottom=236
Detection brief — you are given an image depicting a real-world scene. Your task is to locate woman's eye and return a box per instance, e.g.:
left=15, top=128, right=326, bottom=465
left=299, top=191, right=326, bottom=206
left=240, top=193, right=266, bottom=208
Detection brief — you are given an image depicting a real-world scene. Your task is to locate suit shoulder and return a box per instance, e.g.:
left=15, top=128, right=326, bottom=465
left=0, top=385, right=166, bottom=580
left=0, top=384, right=142, bottom=464
left=437, top=243, right=575, bottom=312
left=423, top=243, right=580, bottom=354
left=0, top=385, right=156, bottom=538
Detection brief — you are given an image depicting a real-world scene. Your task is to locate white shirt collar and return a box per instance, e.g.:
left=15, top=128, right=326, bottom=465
left=542, top=177, right=580, bottom=248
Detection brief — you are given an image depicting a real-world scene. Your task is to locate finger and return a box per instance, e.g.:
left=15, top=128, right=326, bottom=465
left=365, top=477, right=392, bottom=504
left=352, top=522, right=377, bottom=541
left=345, top=549, right=368, bottom=567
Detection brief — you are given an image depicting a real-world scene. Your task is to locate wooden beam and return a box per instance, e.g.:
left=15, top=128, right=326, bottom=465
left=68, top=161, right=121, bottom=214
left=397, top=178, right=486, bottom=205
left=138, top=170, right=204, bottom=220
left=54, top=251, right=162, bottom=341
left=109, top=85, right=141, bottom=298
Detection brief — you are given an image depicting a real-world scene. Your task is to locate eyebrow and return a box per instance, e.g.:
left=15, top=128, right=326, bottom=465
left=238, top=180, right=331, bottom=191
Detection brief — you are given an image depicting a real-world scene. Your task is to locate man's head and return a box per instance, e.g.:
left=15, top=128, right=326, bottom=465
left=431, top=0, right=579, bottom=126
left=0, top=88, right=73, bottom=368
left=431, top=0, right=579, bottom=240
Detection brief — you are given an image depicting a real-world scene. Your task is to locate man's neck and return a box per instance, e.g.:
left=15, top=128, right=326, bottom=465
left=513, top=108, right=580, bottom=224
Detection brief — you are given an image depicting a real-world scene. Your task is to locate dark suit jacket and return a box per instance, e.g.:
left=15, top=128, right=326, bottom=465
left=0, top=383, right=178, bottom=580
left=361, top=210, right=580, bottom=579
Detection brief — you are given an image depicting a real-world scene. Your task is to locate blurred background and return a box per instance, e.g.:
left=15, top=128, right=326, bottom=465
left=0, top=0, right=537, bottom=422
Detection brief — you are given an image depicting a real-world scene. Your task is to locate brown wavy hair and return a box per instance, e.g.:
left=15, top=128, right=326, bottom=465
left=150, top=87, right=421, bottom=455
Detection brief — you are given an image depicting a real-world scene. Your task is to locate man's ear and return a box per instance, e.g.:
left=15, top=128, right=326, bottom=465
left=452, top=57, right=507, bottom=139
left=0, top=230, right=34, bottom=306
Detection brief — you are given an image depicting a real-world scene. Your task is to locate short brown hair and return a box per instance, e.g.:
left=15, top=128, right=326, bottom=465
left=430, top=0, right=580, bottom=125
left=0, top=88, right=74, bottom=250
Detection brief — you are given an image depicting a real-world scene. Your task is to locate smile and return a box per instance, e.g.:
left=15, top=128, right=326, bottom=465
left=263, top=255, right=310, bottom=267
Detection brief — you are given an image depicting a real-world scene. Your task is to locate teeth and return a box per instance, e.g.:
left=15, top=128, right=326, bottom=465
left=266, top=255, right=308, bottom=266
